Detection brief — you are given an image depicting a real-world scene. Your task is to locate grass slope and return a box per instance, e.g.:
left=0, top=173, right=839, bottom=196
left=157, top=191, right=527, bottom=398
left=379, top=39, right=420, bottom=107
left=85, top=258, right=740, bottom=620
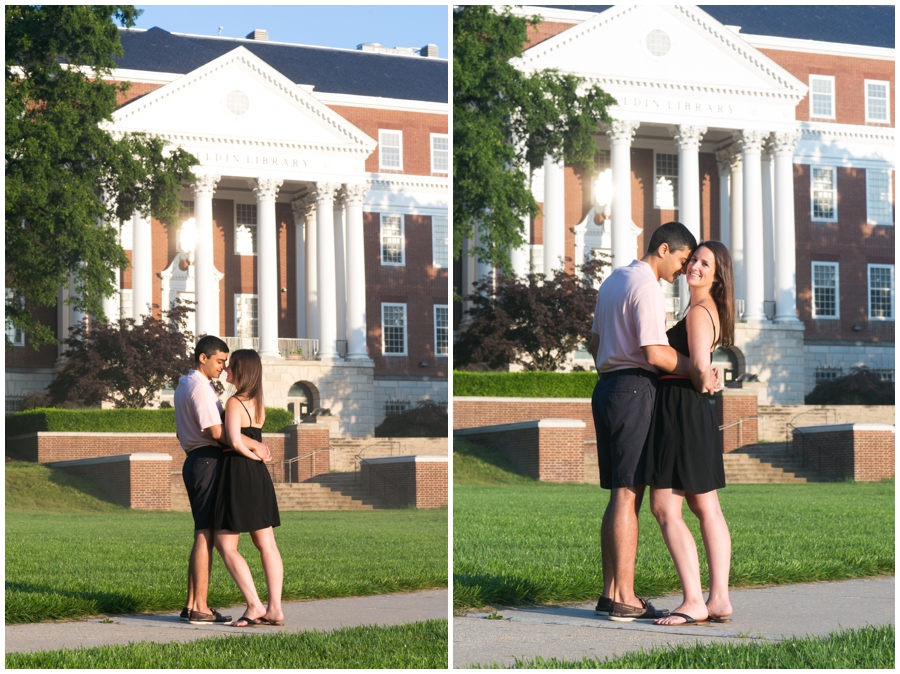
left=6, top=461, right=126, bottom=513
left=6, top=619, right=448, bottom=669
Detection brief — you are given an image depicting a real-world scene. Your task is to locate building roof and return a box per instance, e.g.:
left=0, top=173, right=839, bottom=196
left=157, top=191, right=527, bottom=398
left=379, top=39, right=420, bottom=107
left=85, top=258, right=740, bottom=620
left=114, top=27, right=448, bottom=103
left=541, top=6, right=895, bottom=49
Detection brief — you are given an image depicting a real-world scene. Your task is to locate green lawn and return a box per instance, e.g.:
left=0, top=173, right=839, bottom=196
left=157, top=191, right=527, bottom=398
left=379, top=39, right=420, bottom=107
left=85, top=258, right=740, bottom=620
left=473, top=625, right=894, bottom=669
left=6, top=619, right=448, bottom=669
left=454, top=446, right=894, bottom=609
left=7, top=509, right=448, bottom=623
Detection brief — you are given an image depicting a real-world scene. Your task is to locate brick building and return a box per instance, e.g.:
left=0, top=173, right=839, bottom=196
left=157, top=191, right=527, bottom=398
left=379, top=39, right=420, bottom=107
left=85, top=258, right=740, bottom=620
left=456, top=5, right=894, bottom=404
left=7, top=27, right=449, bottom=435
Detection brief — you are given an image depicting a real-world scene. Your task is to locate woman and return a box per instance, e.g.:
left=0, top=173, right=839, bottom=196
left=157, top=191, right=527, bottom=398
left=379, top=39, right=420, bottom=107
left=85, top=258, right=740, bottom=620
left=213, top=349, right=284, bottom=627
left=645, top=241, right=734, bottom=626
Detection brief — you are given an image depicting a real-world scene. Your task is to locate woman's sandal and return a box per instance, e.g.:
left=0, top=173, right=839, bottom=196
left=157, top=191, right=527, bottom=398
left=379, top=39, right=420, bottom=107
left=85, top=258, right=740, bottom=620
left=656, top=612, right=711, bottom=626
left=708, top=615, right=733, bottom=623
left=231, top=615, right=263, bottom=628
left=257, top=617, right=285, bottom=626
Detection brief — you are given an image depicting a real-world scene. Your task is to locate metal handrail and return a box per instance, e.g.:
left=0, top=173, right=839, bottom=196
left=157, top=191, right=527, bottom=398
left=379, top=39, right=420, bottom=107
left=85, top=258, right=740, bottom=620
left=785, top=408, right=833, bottom=475
left=719, top=415, right=758, bottom=451
left=282, top=447, right=331, bottom=483
left=353, top=440, right=401, bottom=474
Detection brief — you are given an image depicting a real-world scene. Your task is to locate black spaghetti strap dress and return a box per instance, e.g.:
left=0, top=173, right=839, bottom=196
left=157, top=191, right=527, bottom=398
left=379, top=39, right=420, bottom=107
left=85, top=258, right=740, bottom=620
left=213, top=399, right=281, bottom=533
left=644, top=307, right=726, bottom=494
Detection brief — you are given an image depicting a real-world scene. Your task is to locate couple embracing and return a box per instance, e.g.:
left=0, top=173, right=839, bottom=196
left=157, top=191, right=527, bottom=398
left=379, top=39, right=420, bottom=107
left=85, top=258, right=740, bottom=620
left=589, top=222, right=734, bottom=626
left=174, top=336, right=284, bottom=628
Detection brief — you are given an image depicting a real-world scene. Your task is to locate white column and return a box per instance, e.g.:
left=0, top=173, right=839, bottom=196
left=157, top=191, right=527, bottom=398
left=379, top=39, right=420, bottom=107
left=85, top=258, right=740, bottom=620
left=761, top=136, right=776, bottom=312
left=333, top=187, right=348, bottom=346
left=304, top=192, right=318, bottom=341
left=728, top=150, right=745, bottom=311
left=193, top=175, right=220, bottom=337
left=291, top=196, right=313, bottom=339
left=343, top=183, right=370, bottom=360
left=542, top=154, right=565, bottom=276
left=101, top=219, right=121, bottom=324
left=131, top=211, right=153, bottom=321
left=315, top=182, right=340, bottom=361
left=607, top=120, right=640, bottom=268
left=672, top=125, right=706, bottom=313
left=474, top=222, right=494, bottom=293
left=251, top=178, right=283, bottom=358
left=510, top=162, right=531, bottom=278
left=70, top=274, right=87, bottom=331
left=715, top=150, right=731, bottom=249
left=740, top=130, right=768, bottom=322
left=773, top=130, right=803, bottom=323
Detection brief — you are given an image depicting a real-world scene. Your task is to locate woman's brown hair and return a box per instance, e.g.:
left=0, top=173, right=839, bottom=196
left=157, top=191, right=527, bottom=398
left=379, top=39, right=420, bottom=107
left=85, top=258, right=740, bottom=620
left=697, top=241, right=736, bottom=348
left=228, top=349, right=264, bottom=425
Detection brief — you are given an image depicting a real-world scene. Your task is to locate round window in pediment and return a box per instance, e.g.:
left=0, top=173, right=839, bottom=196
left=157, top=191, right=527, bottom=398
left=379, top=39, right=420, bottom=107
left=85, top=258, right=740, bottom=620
left=646, top=29, right=671, bottom=58
left=225, top=90, right=250, bottom=116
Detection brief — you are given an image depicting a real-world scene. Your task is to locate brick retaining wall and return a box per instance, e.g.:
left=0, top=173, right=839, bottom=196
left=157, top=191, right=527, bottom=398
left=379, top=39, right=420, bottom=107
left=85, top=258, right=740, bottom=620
left=792, top=423, right=895, bottom=482
left=360, top=455, right=448, bottom=508
left=50, top=453, right=172, bottom=510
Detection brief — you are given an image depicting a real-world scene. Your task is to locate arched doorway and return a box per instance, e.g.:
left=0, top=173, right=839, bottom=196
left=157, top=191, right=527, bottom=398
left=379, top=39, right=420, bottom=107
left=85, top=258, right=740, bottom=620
left=713, top=347, right=742, bottom=384
left=287, top=381, right=317, bottom=420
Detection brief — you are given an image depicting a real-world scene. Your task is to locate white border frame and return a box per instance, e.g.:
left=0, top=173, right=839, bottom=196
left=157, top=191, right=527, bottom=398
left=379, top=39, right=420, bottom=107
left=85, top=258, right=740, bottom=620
left=867, top=263, right=895, bottom=321
left=378, top=129, right=404, bottom=171
left=810, top=166, right=838, bottom=222
left=434, top=304, right=449, bottom=357
left=809, top=74, right=836, bottom=120
left=811, top=261, right=840, bottom=319
left=430, top=133, right=449, bottom=174
left=381, top=302, right=408, bottom=356
left=866, top=168, right=894, bottom=226
left=380, top=213, right=406, bottom=266
left=864, top=79, right=891, bottom=124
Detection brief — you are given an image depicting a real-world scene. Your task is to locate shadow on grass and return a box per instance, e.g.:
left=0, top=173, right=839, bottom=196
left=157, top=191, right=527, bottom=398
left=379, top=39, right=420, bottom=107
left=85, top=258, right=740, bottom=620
left=454, top=439, right=536, bottom=481
left=5, top=580, right=140, bottom=622
left=453, top=573, right=546, bottom=609
left=46, top=468, right=122, bottom=506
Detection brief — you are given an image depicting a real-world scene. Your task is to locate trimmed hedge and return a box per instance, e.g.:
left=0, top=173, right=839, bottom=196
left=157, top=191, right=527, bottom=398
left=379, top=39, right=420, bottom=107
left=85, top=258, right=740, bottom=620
left=6, top=407, right=297, bottom=437
left=453, top=371, right=599, bottom=398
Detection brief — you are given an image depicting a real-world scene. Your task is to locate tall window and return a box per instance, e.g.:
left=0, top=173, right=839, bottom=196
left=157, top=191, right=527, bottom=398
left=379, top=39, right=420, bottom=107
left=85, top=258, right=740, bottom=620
left=235, top=203, right=257, bottom=256
left=865, top=80, right=890, bottom=123
left=379, top=130, right=403, bottom=170
left=809, top=75, right=835, bottom=119
left=432, top=215, right=448, bottom=268
left=434, top=305, right=449, bottom=357
left=866, top=169, right=893, bottom=226
left=654, top=152, right=678, bottom=209
left=431, top=133, right=449, bottom=173
left=120, top=289, right=133, bottom=322
left=811, top=262, right=839, bottom=319
left=235, top=294, right=259, bottom=338
left=382, top=303, right=407, bottom=355
left=811, top=166, right=837, bottom=221
left=6, top=290, right=24, bottom=347
left=868, top=264, right=894, bottom=320
left=380, top=214, right=405, bottom=265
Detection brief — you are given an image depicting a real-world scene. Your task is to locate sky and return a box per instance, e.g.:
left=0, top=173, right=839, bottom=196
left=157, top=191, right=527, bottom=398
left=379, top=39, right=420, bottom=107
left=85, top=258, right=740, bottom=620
left=133, top=5, right=449, bottom=58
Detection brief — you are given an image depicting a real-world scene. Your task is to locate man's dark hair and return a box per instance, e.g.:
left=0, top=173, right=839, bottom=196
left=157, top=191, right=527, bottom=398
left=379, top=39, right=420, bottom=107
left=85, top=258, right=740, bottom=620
left=194, top=335, right=229, bottom=364
left=645, top=221, right=697, bottom=254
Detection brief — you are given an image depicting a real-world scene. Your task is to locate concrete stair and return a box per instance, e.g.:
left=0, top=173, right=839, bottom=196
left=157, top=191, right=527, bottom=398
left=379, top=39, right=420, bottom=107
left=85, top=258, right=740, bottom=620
left=724, top=443, right=813, bottom=484
left=171, top=472, right=382, bottom=512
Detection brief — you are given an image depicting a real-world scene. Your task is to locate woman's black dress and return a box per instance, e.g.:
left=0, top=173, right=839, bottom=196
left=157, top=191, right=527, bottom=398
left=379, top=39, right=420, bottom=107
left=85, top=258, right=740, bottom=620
left=644, top=312, right=726, bottom=494
left=214, top=423, right=281, bottom=533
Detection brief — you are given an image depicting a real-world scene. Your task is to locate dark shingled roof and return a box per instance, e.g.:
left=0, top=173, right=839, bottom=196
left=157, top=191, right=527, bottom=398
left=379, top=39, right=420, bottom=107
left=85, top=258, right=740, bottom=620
left=541, top=6, right=895, bottom=49
left=114, top=27, right=448, bottom=104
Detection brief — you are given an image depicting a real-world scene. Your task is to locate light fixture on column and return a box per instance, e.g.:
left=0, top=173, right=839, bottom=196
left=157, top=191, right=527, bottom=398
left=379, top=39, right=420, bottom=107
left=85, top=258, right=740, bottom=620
left=593, top=168, right=613, bottom=220
left=179, top=217, right=197, bottom=265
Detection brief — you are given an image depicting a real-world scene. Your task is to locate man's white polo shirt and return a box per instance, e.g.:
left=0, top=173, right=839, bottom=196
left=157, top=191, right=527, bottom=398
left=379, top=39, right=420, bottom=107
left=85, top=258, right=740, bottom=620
left=174, top=369, right=224, bottom=452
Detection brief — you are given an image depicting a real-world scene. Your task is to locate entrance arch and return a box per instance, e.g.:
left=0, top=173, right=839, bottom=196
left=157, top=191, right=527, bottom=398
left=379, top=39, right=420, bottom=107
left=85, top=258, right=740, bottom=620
left=287, top=381, right=318, bottom=419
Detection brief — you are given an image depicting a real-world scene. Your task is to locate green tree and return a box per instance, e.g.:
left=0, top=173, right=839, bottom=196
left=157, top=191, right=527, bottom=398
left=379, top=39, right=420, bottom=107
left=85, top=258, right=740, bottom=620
left=453, top=5, right=616, bottom=275
left=6, top=5, right=198, bottom=348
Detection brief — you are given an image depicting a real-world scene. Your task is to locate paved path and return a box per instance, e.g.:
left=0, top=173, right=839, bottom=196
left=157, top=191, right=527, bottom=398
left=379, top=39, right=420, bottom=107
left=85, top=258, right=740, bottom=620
left=453, top=577, right=894, bottom=668
left=6, top=589, right=448, bottom=654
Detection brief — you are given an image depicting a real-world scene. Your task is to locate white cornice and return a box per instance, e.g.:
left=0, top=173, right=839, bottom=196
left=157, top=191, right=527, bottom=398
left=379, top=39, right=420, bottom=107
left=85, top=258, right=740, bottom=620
left=737, top=34, right=892, bottom=62
left=801, top=121, right=895, bottom=144
left=511, top=6, right=594, bottom=23
left=368, top=174, right=449, bottom=193
left=318, top=92, right=448, bottom=115
left=578, top=73, right=804, bottom=103
left=125, top=131, right=372, bottom=158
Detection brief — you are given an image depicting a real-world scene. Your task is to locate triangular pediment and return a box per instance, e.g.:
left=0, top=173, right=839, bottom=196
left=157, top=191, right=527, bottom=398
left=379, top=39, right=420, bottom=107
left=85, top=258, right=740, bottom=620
left=518, top=5, right=807, bottom=111
left=110, top=46, right=376, bottom=157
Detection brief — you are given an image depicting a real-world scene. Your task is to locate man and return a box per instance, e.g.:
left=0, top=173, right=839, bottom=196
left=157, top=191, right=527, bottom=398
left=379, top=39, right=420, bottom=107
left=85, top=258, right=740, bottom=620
left=174, top=335, right=270, bottom=624
left=588, top=222, right=717, bottom=622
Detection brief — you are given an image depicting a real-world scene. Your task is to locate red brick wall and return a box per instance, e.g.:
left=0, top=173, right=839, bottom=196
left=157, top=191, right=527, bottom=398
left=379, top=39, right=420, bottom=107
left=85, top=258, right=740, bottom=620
left=416, top=461, right=448, bottom=508
left=524, top=21, right=577, bottom=50
left=360, top=458, right=448, bottom=508
left=852, top=429, right=895, bottom=481
left=714, top=391, right=759, bottom=452
left=453, top=399, right=595, bottom=436
left=5, top=304, right=60, bottom=369
left=55, top=455, right=172, bottom=510
left=285, top=425, right=330, bottom=482
left=112, top=81, right=164, bottom=108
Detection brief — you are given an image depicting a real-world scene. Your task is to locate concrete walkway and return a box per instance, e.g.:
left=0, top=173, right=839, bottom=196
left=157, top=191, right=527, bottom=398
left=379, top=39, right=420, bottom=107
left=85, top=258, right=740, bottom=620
left=453, top=577, right=894, bottom=668
left=6, top=589, right=448, bottom=654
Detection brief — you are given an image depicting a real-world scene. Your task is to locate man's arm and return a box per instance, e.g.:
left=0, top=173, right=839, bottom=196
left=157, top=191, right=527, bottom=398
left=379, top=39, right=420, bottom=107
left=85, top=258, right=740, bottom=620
left=642, top=344, right=717, bottom=393
left=588, top=332, right=600, bottom=363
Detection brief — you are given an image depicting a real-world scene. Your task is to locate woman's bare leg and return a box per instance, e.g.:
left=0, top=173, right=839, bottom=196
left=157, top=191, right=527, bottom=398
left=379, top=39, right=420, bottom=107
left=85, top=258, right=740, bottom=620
left=687, top=490, right=732, bottom=619
left=649, top=488, right=708, bottom=624
left=250, top=527, right=284, bottom=622
left=214, top=531, right=266, bottom=622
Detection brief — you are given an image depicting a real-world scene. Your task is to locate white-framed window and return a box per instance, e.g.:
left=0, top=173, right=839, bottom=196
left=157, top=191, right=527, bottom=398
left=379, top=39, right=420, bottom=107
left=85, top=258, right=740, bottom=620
left=809, top=75, right=835, bottom=119
left=868, top=264, right=894, bottom=320
left=866, top=169, right=893, bottom=226
left=235, top=203, right=258, bottom=256
left=811, top=166, right=837, bottom=222
left=381, top=303, right=407, bottom=355
left=811, top=262, right=839, bottom=319
left=385, top=400, right=410, bottom=416
left=119, top=216, right=133, bottom=250
left=235, top=294, right=259, bottom=338
left=430, top=133, right=449, bottom=173
left=873, top=369, right=895, bottom=382
left=815, top=368, right=843, bottom=384
left=120, top=289, right=133, bottom=322
left=432, top=215, right=448, bottom=268
left=434, top=305, right=449, bottom=357
left=654, top=152, right=678, bottom=210
left=380, top=214, right=405, bottom=266
left=379, top=129, right=403, bottom=170
left=6, top=289, right=25, bottom=347
left=864, top=79, right=890, bottom=123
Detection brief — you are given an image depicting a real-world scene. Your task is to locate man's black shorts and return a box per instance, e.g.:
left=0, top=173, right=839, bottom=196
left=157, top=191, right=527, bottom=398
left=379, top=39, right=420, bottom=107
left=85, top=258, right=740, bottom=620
left=592, top=368, right=657, bottom=490
left=182, top=446, right=224, bottom=531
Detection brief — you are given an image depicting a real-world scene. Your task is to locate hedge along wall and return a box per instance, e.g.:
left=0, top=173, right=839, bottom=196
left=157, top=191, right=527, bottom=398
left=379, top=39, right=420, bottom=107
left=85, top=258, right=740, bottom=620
left=453, top=372, right=599, bottom=398
left=6, top=408, right=296, bottom=436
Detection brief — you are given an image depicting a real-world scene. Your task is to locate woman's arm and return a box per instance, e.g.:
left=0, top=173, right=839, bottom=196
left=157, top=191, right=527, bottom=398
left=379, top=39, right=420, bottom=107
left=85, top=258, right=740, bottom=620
left=686, top=305, right=716, bottom=394
left=224, top=397, right=263, bottom=461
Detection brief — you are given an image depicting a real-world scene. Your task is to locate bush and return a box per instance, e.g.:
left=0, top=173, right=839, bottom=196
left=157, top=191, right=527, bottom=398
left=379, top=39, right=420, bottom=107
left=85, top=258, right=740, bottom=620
left=805, top=367, right=895, bottom=405
left=453, top=371, right=599, bottom=398
left=375, top=401, right=448, bottom=438
left=7, top=407, right=297, bottom=437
